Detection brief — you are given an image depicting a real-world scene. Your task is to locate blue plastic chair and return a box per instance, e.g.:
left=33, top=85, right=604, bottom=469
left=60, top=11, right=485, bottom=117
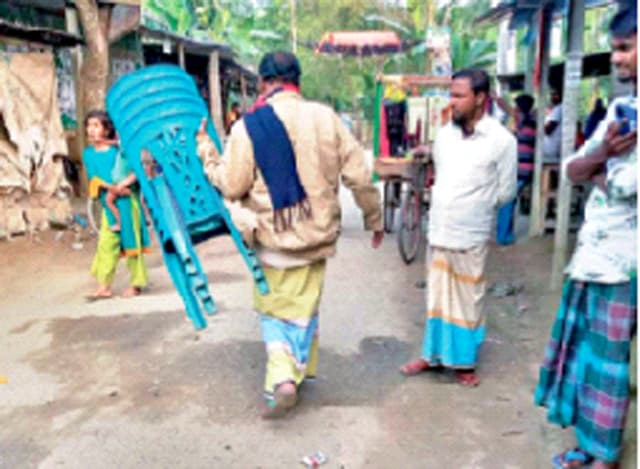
left=106, top=64, right=269, bottom=330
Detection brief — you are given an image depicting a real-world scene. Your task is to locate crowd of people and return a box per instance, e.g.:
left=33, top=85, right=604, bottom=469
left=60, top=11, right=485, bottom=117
left=78, top=4, right=636, bottom=467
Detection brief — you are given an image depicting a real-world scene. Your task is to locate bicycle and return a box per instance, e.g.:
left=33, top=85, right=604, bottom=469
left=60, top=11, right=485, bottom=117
left=397, top=148, right=432, bottom=265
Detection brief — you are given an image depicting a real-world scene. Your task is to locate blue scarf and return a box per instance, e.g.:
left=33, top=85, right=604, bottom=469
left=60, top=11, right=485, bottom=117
left=243, top=101, right=311, bottom=232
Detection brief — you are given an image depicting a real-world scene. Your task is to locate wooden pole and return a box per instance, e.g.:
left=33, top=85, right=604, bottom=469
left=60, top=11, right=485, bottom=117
left=208, top=50, right=224, bottom=138
left=551, top=0, right=584, bottom=288
left=290, top=0, right=297, bottom=54
left=240, top=74, right=248, bottom=111
left=529, top=5, right=552, bottom=237
left=65, top=5, right=87, bottom=196
left=178, top=41, right=186, bottom=69
left=425, top=0, right=433, bottom=73
left=524, top=43, right=536, bottom=94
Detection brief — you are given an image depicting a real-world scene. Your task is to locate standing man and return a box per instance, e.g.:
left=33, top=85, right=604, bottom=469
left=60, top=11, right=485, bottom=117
left=400, top=69, right=517, bottom=386
left=534, top=6, right=637, bottom=469
left=496, top=93, right=537, bottom=245
left=544, top=88, right=564, bottom=163
left=198, top=51, right=384, bottom=418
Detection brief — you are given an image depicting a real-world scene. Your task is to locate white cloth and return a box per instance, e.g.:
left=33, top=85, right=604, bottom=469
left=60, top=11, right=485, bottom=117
left=428, top=115, right=518, bottom=249
left=563, top=96, right=637, bottom=284
left=543, top=104, right=563, bottom=162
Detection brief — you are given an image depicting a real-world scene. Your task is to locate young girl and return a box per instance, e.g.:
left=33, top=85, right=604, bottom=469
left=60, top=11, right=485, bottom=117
left=82, top=110, right=151, bottom=300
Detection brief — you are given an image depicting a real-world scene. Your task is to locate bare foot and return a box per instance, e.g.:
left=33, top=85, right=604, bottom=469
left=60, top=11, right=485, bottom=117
left=120, top=286, right=141, bottom=298
left=591, top=461, right=619, bottom=469
left=85, top=287, right=113, bottom=302
left=261, top=382, right=297, bottom=419
left=400, top=358, right=442, bottom=376
left=455, top=370, right=480, bottom=387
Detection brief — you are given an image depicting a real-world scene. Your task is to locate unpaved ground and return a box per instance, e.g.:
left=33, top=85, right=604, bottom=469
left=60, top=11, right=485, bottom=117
left=0, top=191, right=636, bottom=469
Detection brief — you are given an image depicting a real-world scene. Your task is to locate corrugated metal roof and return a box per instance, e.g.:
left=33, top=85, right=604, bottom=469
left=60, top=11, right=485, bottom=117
left=0, top=18, right=83, bottom=46
left=476, top=0, right=617, bottom=27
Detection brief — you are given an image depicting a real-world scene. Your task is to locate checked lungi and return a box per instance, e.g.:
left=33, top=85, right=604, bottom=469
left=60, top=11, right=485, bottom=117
left=534, top=280, right=637, bottom=462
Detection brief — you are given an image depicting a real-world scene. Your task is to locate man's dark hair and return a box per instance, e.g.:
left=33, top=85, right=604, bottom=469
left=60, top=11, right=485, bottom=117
left=258, top=51, right=301, bottom=86
left=84, top=109, right=116, bottom=139
left=452, top=68, right=490, bottom=96
left=609, top=3, right=637, bottom=38
left=515, top=94, right=534, bottom=114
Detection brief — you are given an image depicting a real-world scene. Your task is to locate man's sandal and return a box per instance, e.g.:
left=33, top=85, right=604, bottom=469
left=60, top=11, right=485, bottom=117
left=455, top=370, right=480, bottom=387
left=552, top=448, right=594, bottom=468
left=400, top=359, right=442, bottom=376
left=261, top=382, right=297, bottom=419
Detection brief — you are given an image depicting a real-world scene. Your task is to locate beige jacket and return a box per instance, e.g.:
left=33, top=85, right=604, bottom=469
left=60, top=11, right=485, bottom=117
left=198, top=90, right=382, bottom=263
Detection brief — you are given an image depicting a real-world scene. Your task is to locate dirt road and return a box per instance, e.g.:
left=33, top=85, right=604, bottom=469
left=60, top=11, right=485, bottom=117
left=0, top=193, right=635, bottom=468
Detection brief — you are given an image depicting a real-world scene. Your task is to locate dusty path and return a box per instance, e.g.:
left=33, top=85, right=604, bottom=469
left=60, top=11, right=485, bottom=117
left=0, top=192, right=635, bottom=468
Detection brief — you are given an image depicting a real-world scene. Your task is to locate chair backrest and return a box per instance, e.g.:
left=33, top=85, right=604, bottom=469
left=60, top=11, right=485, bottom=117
left=106, top=64, right=226, bottom=241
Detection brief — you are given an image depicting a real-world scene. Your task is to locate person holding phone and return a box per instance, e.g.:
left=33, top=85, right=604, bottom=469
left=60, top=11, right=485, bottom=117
left=534, top=5, right=637, bottom=468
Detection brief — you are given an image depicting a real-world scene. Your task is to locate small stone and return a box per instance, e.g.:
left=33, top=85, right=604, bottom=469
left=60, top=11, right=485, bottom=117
left=108, top=390, right=119, bottom=398
left=224, top=444, right=232, bottom=451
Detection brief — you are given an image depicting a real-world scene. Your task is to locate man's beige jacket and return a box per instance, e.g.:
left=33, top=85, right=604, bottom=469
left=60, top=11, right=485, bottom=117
left=198, top=90, right=382, bottom=263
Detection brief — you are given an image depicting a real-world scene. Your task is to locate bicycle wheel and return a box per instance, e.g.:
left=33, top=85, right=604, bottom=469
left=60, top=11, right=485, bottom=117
left=397, top=186, right=422, bottom=264
left=383, top=181, right=396, bottom=233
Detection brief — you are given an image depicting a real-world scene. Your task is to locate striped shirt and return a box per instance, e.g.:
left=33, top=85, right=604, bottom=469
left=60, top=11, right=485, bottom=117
left=516, top=113, right=536, bottom=184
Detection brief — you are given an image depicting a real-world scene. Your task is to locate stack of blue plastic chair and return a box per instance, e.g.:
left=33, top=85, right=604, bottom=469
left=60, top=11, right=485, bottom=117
left=106, top=64, right=269, bottom=330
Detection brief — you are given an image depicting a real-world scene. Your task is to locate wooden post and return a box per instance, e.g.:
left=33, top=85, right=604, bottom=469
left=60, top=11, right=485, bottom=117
left=529, top=5, right=552, bottom=237
left=208, top=50, right=224, bottom=137
left=240, top=74, right=248, bottom=111
left=290, top=0, right=297, bottom=54
left=425, top=0, right=433, bottom=73
left=551, top=0, right=584, bottom=288
left=178, top=41, right=186, bottom=69
left=524, top=42, right=536, bottom=94
left=65, top=5, right=87, bottom=196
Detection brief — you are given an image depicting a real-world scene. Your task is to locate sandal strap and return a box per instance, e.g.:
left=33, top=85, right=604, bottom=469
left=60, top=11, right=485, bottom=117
left=553, top=448, right=594, bottom=468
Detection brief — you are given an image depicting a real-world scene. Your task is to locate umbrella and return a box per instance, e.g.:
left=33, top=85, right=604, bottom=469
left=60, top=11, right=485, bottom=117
left=314, top=30, right=415, bottom=57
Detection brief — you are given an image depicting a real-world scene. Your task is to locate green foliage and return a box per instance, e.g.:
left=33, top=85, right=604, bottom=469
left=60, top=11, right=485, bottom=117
left=142, top=0, right=196, bottom=36
left=142, top=0, right=499, bottom=116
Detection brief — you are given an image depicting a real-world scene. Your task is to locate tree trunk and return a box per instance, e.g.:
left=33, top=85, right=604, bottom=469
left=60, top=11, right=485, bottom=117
left=76, top=0, right=112, bottom=112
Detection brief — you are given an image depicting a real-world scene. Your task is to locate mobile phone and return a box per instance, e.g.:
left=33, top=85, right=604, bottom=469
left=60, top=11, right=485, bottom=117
left=615, top=103, right=637, bottom=136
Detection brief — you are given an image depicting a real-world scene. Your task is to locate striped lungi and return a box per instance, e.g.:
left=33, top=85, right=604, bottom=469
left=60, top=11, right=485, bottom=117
left=534, top=280, right=637, bottom=462
left=253, top=260, right=326, bottom=399
left=421, top=244, right=488, bottom=369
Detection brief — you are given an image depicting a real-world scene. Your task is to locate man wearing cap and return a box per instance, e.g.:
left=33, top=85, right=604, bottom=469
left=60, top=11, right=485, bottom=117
left=198, top=51, right=383, bottom=418
left=534, top=5, right=637, bottom=468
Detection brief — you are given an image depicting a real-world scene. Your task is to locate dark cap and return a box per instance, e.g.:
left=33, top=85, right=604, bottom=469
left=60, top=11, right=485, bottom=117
left=609, top=3, right=637, bottom=38
left=258, top=51, right=301, bottom=85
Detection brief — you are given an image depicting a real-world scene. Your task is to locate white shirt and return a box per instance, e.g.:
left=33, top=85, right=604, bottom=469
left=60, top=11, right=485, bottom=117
left=428, top=115, right=518, bottom=250
left=543, top=104, right=563, bottom=162
left=563, top=96, right=637, bottom=284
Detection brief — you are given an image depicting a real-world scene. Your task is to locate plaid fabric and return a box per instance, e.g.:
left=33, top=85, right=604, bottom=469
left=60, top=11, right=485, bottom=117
left=534, top=280, right=637, bottom=462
